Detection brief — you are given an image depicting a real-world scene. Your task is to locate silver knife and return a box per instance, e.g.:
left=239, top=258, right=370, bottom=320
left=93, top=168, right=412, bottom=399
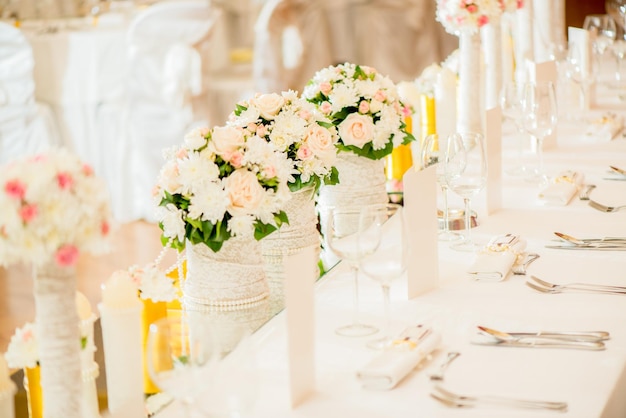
left=472, top=339, right=606, bottom=350
left=545, top=245, right=626, bottom=251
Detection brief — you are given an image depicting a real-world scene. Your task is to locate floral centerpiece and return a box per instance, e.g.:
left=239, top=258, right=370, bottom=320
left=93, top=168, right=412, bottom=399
left=0, top=149, right=112, bottom=418
left=228, top=90, right=339, bottom=192
left=435, top=0, right=503, bottom=134
left=154, top=125, right=293, bottom=307
left=227, top=91, right=340, bottom=294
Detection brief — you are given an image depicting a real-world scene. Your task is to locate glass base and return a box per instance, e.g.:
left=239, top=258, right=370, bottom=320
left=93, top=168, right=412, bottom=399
left=438, top=230, right=463, bottom=242
left=524, top=169, right=549, bottom=187
left=450, top=240, right=482, bottom=252
left=366, top=336, right=392, bottom=350
left=335, top=323, right=378, bottom=337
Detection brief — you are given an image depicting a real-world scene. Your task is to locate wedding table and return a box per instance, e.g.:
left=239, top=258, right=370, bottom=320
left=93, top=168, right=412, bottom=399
left=155, top=85, right=626, bottom=418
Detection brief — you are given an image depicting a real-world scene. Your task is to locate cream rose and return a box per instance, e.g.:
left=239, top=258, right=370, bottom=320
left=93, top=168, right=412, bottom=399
left=226, top=169, right=265, bottom=216
left=304, top=125, right=336, bottom=159
left=250, top=93, right=285, bottom=120
left=338, top=113, right=375, bottom=148
left=210, top=126, right=245, bottom=159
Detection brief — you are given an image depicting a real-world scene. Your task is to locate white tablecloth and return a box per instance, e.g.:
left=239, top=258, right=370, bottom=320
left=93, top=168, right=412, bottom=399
left=156, top=89, right=626, bottom=418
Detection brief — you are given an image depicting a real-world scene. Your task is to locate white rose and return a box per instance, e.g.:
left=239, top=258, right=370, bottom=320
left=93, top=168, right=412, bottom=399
left=183, top=127, right=209, bottom=150
left=210, top=126, right=245, bottom=159
left=369, top=99, right=383, bottom=114
left=304, top=124, right=337, bottom=160
left=226, top=169, right=265, bottom=216
left=338, top=113, right=375, bottom=148
left=250, top=93, right=285, bottom=120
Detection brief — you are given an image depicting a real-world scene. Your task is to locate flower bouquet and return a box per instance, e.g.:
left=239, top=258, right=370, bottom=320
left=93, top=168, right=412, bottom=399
left=0, top=149, right=112, bottom=418
left=154, top=125, right=293, bottom=307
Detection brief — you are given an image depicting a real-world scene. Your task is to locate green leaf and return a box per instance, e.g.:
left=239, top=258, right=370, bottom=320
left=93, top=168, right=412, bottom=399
left=234, top=103, right=248, bottom=116
left=317, top=120, right=334, bottom=129
left=325, top=167, right=340, bottom=185
left=401, top=131, right=416, bottom=145
left=276, top=210, right=289, bottom=226
left=205, top=240, right=223, bottom=253
left=254, top=221, right=279, bottom=241
left=354, top=65, right=367, bottom=80
left=80, top=336, right=87, bottom=350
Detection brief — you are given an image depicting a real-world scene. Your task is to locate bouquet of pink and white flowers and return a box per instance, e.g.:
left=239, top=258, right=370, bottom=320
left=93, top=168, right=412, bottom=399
left=5, top=322, right=39, bottom=369
left=304, top=63, right=415, bottom=160
left=0, top=149, right=112, bottom=268
left=501, top=0, right=524, bottom=13
left=436, top=0, right=503, bottom=34
left=155, top=125, right=293, bottom=252
left=228, top=90, right=339, bottom=192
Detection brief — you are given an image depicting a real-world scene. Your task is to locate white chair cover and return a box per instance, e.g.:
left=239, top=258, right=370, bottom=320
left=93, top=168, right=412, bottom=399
left=0, top=22, right=59, bottom=164
left=253, top=0, right=333, bottom=94
left=114, top=0, right=219, bottom=222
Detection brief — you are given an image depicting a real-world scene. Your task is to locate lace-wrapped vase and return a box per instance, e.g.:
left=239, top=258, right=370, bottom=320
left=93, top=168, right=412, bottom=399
left=33, top=263, right=82, bottom=418
left=458, top=30, right=483, bottom=135
left=184, top=237, right=270, bottom=310
left=262, top=186, right=320, bottom=299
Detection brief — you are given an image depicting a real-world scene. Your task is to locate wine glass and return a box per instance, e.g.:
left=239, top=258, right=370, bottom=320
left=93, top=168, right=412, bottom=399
left=359, top=203, right=407, bottom=350
left=420, top=133, right=464, bottom=241
left=146, top=315, right=216, bottom=417
left=500, top=81, right=528, bottom=176
left=446, top=132, right=486, bottom=252
left=564, top=44, right=597, bottom=112
left=325, top=206, right=378, bottom=337
left=521, top=81, right=558, bottom=186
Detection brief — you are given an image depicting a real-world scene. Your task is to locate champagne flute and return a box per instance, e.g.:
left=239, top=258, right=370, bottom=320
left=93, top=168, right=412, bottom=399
left=420, top=133, right=464, bottom=241
left=500, top=82, right=528, bottom=176
left=564, top=44, right=598, bottom=112
left=447, top=132, right=486, bottom=252
left=359, top=203, right=407, bottom=350
left=325, top=206, right=378, bottom=337
left=521, top=81, right=558, bottom=186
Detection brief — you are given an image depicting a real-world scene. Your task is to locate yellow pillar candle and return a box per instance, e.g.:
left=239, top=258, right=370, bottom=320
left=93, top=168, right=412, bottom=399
left=24, top=366, right=43, bottom=418
left=419, top=93, right=437, bottom=149
left=141, top=299, right=168, bottom=394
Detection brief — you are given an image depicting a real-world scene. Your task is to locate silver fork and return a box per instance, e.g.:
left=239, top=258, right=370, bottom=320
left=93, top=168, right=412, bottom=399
left=431, top=385, right=568, bottom=411
left=530, top=275, right=626, bottom=292
left=589, top=199, right=626, bottom=213
left=526, top=280, right=626, bottom=296
left=578, top=184, right=596, bottom=200
left=429, top=351, right=460, bottom=381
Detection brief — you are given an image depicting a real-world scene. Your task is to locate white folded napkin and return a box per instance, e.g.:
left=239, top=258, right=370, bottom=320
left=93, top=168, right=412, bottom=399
left=357, top=325, right=441, bottom=390
left=538, top=171, right=583, bottom=206
left=585, top=112, right=624, bottom=141
left=468, top=234, right=526, bottom=281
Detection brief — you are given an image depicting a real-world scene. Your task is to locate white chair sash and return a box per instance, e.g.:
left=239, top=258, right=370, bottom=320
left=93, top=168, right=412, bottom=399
left=162, top=42, right=203, bottom=108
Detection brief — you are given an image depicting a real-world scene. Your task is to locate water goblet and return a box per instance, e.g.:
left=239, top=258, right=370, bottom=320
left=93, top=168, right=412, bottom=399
left=447, top=132, right=486, bottom=252
left=359, top=203, right=408, bottom=350
left=420, top=133, right=464, bottom=241
left=500, top=81, right=528, bottom=176
left=325, top=206, right=378, bottom=337
left=521, top=81, right=558, bottom=186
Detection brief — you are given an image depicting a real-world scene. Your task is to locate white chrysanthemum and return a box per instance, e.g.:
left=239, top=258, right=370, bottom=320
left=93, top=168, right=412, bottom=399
left=231, top=106, right=261, bottom=127
left=187, top=181, right=229, bottom=223
left=137, top=264, right=178, bottom=303
left=157, top=204, right=186, bottom=243
left=354, top=78, right=379, bottom=99
left=436, top=0, right=503, bottom=34
left=177, top=152, right=220, bottom=193
left=415, top=63, right=442, bottom=94
left=268, top=112, right=308, bottom=150
left=442, top=49, right=460, bottom=75
left=227, top=214, right=255, bottom=237
left=329, top=83, right=360, bottom=113
left=5, top=322, right=39, bottom=369
left=184, top=127, right=209, bottom=150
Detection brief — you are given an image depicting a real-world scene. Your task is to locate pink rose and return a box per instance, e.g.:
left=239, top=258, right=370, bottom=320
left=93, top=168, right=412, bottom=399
left=338, top=113, right=375, bottom=148
left=56, top=172, right=74, bottom=190
left=256, top=124, right=268, bottom=138
left=304, top=125, right=336, bottom=159
left=210, top=126, right=245, bottom=159
left=298, top=110, right=311, bottom=120
left=82, top=164, right=94, bottom=176
left=19, top=204, right=38, bottom=223
left=55, top=245, right=79, bottom=267
left=226, top=169, right=265, bottom=216
left=4, top=179, right=26, bottom=199
left=250, top=93, right=285, bottom=120
left=466, top=4, right=478, bottom=13
left=319, top=82, right=332, bottom=96
left=176, top=148, right=188, bottom=159
left=297, top=145, right=313, bottom=160
left=320, top=101, right=332, bottom=115
left=247, top=122, right=258, bottom=133
left=517, top=0, right=523, bottom=8
left=101, top=221, right=110, bottom=236
left=477, top=15, right=489, bottom=26
left=358, top=100, right=370, bottom=114
left=374, top=90, right=386, bottom=102
left=263, top=165, right=277, bottom=179
left=230, top=151, right=244, bottom=168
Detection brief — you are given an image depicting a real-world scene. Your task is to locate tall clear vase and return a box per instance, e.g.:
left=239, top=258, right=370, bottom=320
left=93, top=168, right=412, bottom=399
left=33, top=263, right=82, bottom=418
left=458, top=30, right=483, bottom=136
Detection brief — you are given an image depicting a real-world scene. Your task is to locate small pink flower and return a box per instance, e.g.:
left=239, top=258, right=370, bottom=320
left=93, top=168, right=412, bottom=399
left=22, top=328, right=33, bottom=341
left=4, top=179, right=26, bottom=199
left=101, top=221, right=110, bottom=236
left=247, top=122, right=258, bottom=133
left=466, top=4, right=478, bottom=13
left=402, top=105, right=412, bottom=117
left=230, top=151, right=244, bottom=168
left=516, top=0, right=523, bottom=8
left=320, top=101, right=332, bottom=115
left=263, top=165, right=277, bottom=179
left=19, top=204, right=38, bottom=223
left=320, top=82, right=332, bottom=96
left=298, top=110, right=311, bottom=120
left=477, top=15, right=489, bottom=26
left=176, top=148, right=188, bottom=159
left=82, top=164, right=94, bottom=176
left=55, top=245, right=79, bottom=267
left=374, top=90, right=386, bottom=102
left=358, top=101, right=370, bottom=114
left=256, top=124, right=268, bottom=138
left=56, top=172, right=74, bottom=190
left=297, top=145, right=312, bottom=160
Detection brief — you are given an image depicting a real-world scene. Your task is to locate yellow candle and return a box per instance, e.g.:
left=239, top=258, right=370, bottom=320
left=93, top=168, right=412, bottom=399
left=141, top=299, right=168, bottom=394
left=420, top=94, right=437, bottom=149
left=166, top=261, right=186, bottom=312
left=24, top=366, right=43, bottom=418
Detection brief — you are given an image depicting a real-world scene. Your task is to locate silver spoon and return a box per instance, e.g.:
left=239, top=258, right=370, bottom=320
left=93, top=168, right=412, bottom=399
left=429, top=351, right=460, bottom=381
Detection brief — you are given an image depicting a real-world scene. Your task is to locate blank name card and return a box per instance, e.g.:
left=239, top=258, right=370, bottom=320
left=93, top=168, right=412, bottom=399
left=284, top=246, right=317, bottom=407
left=403, top=164, right=438, bottom=298
left=485, top=106, right=503, bottom=214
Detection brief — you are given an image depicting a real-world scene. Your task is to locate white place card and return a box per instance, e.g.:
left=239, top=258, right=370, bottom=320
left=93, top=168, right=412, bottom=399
left=526, top=59, right=558, bottom=149
left=403, top=165, right=438, bottom=298
left=284, top=246, right=317, bottom=407
left=485, top=106, right=502, bottom=214
left=568, top=26, right=596, bottom=109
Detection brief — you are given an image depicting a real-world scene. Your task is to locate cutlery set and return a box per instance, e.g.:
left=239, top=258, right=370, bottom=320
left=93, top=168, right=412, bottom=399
left=581, top=166, right=626, bottom=210
left=546, top=231, right=626, bottom=250
left=526, top=275, right=626, bottom=296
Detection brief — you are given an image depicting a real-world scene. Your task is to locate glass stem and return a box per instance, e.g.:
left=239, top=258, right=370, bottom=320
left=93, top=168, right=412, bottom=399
left=441, top=185, right=450, bottom=234
left=536, top=135, right=544, bottom=176
left=351, top=264, right=360, bottom=326
left=381, top=283, right=391, bottom=343
left=463, top=197, right=472, bottom=244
